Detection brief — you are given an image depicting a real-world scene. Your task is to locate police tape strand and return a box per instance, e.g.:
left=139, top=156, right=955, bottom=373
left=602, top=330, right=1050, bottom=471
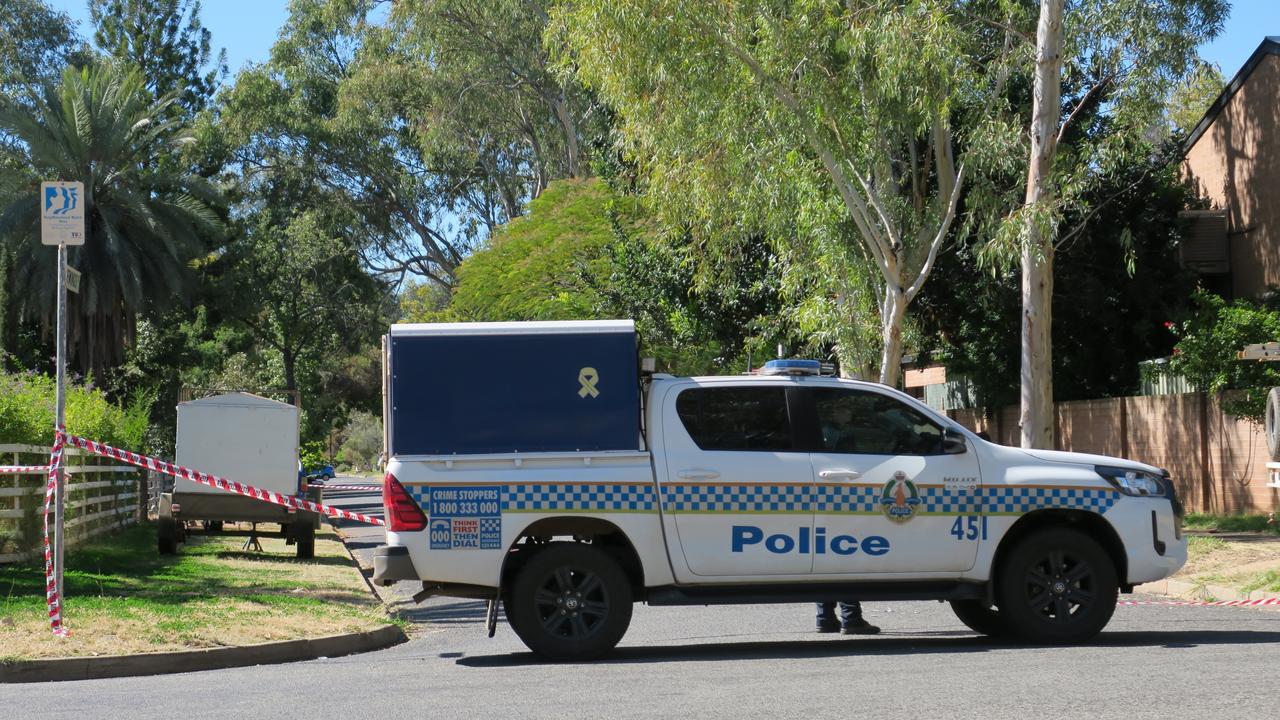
left=63, top=434, right=386, bottom=527
left=0, top=465, right=50, bottom=473
left=1119, top=597, right=1280, bottom=607
left=44, top=428, right=69, bottom=637
left=313, top=484, right=381, bottom=491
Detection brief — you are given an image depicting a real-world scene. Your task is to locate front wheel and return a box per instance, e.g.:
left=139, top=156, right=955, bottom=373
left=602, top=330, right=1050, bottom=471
left=505, top=543, right=632, bottom=661
left=949, top=599, right=1009, bottom=638
left=996, top=527, right=1118, bottom=643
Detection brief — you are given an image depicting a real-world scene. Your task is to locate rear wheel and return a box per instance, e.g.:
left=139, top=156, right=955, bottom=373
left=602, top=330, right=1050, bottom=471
left=949, top=599, right=1009, bottom=638
left=996, top=528, right=1118, bottom=643
left=505, top=543, right=632, bottom=661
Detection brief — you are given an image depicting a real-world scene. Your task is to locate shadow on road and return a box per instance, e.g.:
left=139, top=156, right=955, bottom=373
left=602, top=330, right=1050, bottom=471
left=455, top=629, right=1280, bottom=667
left=395, top=599, right=496, bottom=625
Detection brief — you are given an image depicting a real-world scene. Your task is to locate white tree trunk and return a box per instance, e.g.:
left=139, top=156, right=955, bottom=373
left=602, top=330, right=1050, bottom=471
left=1020, top=0, right=1064, bottom=449
left=879, top=284, right=907, bottom=387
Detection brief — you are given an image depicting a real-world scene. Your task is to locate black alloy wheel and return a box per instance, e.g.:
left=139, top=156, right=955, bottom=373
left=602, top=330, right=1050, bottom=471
left=506, top=543, right=632, bottom=660
left=949, top=599, right=1010, bottom=638
left=997, top=527, right=1118, bottom=643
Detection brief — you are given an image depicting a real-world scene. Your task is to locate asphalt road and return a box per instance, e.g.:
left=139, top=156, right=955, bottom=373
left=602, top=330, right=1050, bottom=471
left=8, top=481, right=1278, bottom=719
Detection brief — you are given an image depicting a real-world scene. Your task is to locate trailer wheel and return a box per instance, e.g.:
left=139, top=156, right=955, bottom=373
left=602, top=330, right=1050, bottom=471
left=158, top=517, right=179, bottom=555
left=505, top=543, right=632, bottom=661
left=949, top=599, right=1009, bottom=638
left=1266, top=387, right=1280, bottom=461
left=294, top=522, right=315, bottom=559
left=996, top=528, right=1118, bottom=643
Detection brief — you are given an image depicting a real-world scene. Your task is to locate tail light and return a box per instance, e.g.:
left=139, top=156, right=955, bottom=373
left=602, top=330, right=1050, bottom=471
left=383, top=473, right=427, bottom=532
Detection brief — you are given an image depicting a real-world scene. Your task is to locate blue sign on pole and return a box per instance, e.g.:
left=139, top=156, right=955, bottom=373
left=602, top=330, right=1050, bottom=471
left=40, top=181, right=86, bottom=246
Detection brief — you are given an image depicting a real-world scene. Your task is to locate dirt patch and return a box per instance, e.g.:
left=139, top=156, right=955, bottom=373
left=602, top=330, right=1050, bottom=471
left=1175, top=533, right=1280, bottom=596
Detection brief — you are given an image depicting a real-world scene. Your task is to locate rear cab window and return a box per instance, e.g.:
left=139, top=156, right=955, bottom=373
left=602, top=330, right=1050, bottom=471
left=674, top=386, right=794, bottom=451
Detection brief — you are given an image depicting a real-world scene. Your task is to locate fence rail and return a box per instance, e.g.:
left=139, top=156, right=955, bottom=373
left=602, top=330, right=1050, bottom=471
left=0, top=442, right=143, bottom=564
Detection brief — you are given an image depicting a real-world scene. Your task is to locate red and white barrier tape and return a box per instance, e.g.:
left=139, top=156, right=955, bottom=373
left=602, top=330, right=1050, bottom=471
left=64, top=435, right=385, bottom=527
left=316, top=484, right=381, bottom=491
left=43, top=429, right=69, bottom=636
left=1, top=465, right=50, bottom=474
left=1120, top=597, right=1280, bottom=608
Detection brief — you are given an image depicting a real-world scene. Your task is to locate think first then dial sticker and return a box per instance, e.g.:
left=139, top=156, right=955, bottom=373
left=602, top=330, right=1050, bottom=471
left=428, top=486, right=502, bottom=550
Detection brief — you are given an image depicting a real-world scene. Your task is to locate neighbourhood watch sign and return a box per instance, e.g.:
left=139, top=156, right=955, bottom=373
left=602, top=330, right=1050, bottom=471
left=40, top=181, right=86, bottom=246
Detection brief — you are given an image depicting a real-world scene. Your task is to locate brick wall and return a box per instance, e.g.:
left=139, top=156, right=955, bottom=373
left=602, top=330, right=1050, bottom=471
left=949, top=392, right=1279, bottom=514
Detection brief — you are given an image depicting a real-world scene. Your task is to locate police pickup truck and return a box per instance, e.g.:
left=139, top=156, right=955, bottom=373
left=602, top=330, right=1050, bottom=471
left=373, top=320, right=1185, bottom=660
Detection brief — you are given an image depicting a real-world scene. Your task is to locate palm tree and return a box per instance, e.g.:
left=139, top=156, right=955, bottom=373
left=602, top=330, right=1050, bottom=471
left=0, top=61, right=222, bottom=376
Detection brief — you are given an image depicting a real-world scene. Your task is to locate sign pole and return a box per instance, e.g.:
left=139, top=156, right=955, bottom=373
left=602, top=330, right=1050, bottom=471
left=54, top=240, right=67, bottom=605
left=42, top=180, right=83, bottom=616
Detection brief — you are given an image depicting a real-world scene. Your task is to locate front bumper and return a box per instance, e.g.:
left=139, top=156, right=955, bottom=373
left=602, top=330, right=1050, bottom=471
left=372, top=545, right=420, bottom=586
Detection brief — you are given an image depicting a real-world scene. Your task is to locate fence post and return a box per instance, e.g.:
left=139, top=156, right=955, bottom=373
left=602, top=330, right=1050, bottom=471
left=1199, top=391, right=1212, bottom=512
left=1119, top=396, right=1129, bottom=459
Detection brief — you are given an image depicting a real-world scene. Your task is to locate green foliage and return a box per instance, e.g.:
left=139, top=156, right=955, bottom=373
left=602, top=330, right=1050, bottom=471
left=299, top=439, right=328, bottom=470
left=429, top=178, right=643, bottom=322
left=336, top=410, right=381, bottom=472
left=916, top=146, right=1198, bottom=408
left=1166, top=61, right=1226, bottom=136
left=1166, top=289, right=1280, bottom=423
left=0, top=370, right=149, bottom=448
left=89, top=0, right=227, bottom=116
left=550, top=0, right=1018, bottom=383
left=0, top=61, right=225, bottom=376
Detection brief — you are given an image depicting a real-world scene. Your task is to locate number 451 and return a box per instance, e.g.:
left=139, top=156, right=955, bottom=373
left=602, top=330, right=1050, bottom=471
left=950, top=515, right=987, bottom=541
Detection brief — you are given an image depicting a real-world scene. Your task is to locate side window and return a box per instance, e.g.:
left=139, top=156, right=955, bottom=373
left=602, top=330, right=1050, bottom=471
left=812, top=388, right=944, bottom=456
left=675, top=387, right=794, bottom=451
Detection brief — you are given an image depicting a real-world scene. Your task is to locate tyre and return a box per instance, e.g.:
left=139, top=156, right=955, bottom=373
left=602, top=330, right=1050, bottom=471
left=202, top=520, right=224, bottom=533
left=949, top=599, right=1009, bottom=638
left=504, top=543, right=633, bottom=660
left=996, top=528, right=1118, bottom=643
left=158, top=517, right=178, bottom=555
left=1266, top=387, right=1280, bottom=461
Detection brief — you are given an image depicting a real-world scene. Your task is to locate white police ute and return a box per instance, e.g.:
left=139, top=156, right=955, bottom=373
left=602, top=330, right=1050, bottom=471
left=373, top=321, right=1186, bottom=660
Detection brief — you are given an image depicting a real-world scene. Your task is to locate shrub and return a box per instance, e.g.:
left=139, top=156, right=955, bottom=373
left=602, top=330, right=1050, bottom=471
left=0, top=372, right=149, bottom=448
left=1166, top=289, right=1280, bottom=423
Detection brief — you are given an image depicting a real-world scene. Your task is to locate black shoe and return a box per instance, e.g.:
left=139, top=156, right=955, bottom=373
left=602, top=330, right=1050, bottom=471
left=841, top=620, right=881, bottom=635
left=816, top=619, right=842, bottom=633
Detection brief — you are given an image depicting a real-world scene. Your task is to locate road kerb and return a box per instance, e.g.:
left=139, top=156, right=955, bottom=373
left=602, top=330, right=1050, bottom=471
left=0, top=624, right=407, bottom=683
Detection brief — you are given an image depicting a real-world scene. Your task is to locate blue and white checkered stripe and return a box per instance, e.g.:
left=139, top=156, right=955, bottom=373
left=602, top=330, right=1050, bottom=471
left=664, top=484, right=809, bottom=513
left=404, top=483, right=1117, bottom=515
left=504, top=483, right=656, bottom=512
left=982, top=486, right=1117, bottom=515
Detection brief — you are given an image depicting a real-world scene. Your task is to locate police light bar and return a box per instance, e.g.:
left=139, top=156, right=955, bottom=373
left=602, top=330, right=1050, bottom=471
left=759, top=359, right=822, bottom=376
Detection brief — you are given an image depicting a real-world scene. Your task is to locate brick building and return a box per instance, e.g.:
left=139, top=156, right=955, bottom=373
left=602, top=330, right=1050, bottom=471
left=1181, top=37, right=1280, bottom=299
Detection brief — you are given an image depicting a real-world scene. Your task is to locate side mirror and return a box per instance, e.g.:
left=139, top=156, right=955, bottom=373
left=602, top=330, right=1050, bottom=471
left=942, top=429, right=968, bottom=455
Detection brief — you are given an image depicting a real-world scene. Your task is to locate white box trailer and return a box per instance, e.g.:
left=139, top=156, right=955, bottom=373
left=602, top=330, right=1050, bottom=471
left=157, top=392, right=320, bottom=557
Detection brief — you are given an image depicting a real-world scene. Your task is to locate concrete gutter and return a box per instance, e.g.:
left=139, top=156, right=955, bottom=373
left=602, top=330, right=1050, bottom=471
left=1134, top=577, right=1280, bottom=603
left=0, top=623, right=406, bottom=684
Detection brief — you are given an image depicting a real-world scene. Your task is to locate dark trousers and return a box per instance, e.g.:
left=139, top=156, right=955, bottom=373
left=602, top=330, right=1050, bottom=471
left=816, top=601, right=864, bottom=625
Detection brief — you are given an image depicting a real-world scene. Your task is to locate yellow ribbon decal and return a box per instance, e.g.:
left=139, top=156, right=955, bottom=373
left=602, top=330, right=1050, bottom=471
left=578, top=367, right=600, bottom=398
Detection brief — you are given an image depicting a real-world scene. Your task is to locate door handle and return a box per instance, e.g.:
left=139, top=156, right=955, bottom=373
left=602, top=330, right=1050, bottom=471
left=676, top=468, right=721, bottom=480
left=818, top=469, right=861, bottom=480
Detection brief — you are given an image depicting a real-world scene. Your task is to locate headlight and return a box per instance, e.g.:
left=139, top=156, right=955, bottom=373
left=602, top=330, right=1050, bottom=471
left=1095, top=466, right=1166, bottom=497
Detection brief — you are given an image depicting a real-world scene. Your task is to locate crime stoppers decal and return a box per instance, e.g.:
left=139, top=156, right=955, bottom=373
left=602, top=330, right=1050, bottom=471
left=429, top=486, right=502, bottom=550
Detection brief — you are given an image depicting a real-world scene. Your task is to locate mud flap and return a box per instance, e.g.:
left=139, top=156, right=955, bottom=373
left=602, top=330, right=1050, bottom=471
left=487, top=593, right=500, bottom=638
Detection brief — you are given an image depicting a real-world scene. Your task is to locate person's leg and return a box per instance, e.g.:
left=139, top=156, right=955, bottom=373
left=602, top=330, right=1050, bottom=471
left=839, top=601, right=880, bottom=634
left=816, top=602, right=840, bottom=632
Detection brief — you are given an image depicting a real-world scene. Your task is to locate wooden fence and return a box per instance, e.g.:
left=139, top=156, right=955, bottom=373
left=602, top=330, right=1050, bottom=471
left=949, top=392, right=1279, bottom=514
left=0, top=443, right=143, bottom=564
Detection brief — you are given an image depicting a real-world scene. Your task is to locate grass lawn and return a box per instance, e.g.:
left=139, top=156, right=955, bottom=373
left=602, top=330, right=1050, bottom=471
left=0, top=523, right=394, bottom=661
left=1182, top=513, right=1279, bottom=535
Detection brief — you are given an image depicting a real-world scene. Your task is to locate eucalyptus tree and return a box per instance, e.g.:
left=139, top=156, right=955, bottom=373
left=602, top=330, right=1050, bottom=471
left=979, top=0, right=1226, bottom=447
left=0, top=63, right=223, bottom=375
left=551, top=0, right=1017, bottom=385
